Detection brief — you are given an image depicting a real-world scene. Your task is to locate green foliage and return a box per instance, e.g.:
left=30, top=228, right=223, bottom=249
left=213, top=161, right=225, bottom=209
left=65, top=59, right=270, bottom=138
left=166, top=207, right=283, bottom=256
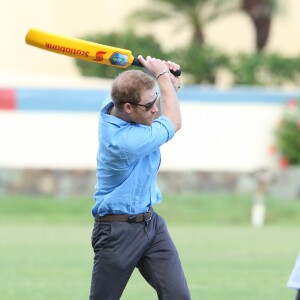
left=275, top=99, right=300, bottom=165
left=265, top=54, right=300, bottom=84
left=228, top=52, right=265, bottom=85
left=228, top=52, right=300, bottom=85
left=172, top=42, right=230, bottom=84
left=74, top=30, right=300, bottom=86
left=75, top=31, right=167, bottom=79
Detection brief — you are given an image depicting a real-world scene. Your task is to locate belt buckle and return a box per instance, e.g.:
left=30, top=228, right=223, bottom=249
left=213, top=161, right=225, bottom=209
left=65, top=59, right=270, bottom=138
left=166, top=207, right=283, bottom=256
left=143, top=211, right=152, bottom=222
left=128, top=215, right=137, bottom=223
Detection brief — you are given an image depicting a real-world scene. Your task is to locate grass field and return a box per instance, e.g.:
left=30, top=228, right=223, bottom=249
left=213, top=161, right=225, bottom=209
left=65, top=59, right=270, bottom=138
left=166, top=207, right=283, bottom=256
left=1, top=194, right=300, bottom=299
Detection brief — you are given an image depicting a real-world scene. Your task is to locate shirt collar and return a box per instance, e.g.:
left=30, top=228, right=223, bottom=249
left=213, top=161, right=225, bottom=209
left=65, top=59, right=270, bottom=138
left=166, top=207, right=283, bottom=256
left=101, top=101, right=129, bottom=127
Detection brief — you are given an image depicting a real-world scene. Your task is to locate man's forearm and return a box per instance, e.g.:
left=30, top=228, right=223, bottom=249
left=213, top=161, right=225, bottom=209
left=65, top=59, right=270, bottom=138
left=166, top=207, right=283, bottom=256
left=157, top=73, right=182, bottom=132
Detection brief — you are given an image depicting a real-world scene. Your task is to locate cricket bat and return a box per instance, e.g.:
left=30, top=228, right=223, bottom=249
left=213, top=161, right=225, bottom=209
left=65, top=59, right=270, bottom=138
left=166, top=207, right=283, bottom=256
left=25, top=28, right=181, bottom=76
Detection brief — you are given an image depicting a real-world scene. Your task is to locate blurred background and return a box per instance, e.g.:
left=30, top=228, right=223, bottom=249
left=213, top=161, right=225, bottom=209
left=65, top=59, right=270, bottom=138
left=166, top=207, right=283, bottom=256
left=1, top=0, right=300, bottom=299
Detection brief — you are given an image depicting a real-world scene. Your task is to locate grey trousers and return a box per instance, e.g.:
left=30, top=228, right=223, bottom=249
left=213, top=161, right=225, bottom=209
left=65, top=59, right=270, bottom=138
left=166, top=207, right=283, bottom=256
left=89, top=211, right=191, bottom=300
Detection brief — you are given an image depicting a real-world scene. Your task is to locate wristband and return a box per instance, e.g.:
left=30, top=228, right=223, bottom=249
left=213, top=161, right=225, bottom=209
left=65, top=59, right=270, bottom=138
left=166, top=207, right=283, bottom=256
left=155, top=70, right=169, bottom=80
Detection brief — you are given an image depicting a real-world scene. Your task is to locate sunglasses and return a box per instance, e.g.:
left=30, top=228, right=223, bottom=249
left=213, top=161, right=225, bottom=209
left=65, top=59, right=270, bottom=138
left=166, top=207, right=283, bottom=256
left=130, top=93, right=158, bottom=111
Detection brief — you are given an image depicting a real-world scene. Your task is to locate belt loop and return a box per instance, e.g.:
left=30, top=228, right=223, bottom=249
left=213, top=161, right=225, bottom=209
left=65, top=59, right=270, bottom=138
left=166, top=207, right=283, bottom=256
left=143, top=210, right=152, bottom=222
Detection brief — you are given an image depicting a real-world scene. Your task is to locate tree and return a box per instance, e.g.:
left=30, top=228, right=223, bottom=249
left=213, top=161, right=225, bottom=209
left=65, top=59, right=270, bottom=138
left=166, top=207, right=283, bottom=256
left=241, top=0, right=277, bottom=51
left=127, top=0, right=278, bottom=52
left=172, top=41, right=229, bottom=84
left=127, top=0, right=238, bottom=45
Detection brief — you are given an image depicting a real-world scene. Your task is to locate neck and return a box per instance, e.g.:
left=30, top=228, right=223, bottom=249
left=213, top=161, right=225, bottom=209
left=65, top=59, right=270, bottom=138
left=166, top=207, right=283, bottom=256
left=110, top=106, right=132, bottom=123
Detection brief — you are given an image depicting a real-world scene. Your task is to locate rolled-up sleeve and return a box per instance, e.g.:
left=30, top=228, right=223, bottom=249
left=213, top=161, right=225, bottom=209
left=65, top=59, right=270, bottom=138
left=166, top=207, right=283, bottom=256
left=122, top=116, right=175, bottom=160
left=153, top=116, right=175, bottom=142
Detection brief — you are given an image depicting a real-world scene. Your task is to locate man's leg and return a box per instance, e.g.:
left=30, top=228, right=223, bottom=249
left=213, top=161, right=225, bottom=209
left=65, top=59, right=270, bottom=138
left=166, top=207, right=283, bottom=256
left=89, top=221, right=149, bottom=300
left=137, top=213, right=191, bottom=300
left=296, top=289, right=300, bottom=300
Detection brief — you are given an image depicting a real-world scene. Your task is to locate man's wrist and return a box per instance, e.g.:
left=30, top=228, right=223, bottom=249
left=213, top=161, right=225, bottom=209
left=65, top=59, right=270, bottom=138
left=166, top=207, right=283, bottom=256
left=155, top=70, right=169, bottom=80
left=174, top=85, right=180, bottom=92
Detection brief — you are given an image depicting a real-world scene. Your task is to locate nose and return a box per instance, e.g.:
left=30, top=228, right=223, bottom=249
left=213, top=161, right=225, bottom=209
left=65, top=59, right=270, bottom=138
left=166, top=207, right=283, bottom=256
left=151, top=102, right=159, bottom=113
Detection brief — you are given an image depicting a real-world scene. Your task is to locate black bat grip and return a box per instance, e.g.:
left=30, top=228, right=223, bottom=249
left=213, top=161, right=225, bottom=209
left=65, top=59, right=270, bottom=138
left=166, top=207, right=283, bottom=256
left=132, top=57, right=181, bottom=77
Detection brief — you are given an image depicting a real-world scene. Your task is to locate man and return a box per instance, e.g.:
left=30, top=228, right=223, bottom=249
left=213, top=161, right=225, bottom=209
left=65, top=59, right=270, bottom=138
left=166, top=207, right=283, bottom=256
left=89, top=55, right=191, bottom=300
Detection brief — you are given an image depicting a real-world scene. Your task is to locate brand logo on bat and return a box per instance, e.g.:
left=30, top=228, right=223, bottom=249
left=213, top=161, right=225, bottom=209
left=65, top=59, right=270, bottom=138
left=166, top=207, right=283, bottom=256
left=94, top=51, right=107, bottom=61
left=45, top=43, right=89, bottom=57
left=109, top=52, right=129, bottom=66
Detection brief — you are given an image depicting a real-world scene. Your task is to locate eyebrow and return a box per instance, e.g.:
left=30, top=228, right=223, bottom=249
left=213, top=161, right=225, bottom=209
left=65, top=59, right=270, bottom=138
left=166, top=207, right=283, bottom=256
left=144, top=92, right=158, bottom=105
left=134, top=92, right=158, bottom=110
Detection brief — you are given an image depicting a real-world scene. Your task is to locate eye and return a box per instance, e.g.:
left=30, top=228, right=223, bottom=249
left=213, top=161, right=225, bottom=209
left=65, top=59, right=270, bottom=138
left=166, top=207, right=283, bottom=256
left=145, top=100, right=156, bottom=111
left=145, top=103, right=153, bottom=110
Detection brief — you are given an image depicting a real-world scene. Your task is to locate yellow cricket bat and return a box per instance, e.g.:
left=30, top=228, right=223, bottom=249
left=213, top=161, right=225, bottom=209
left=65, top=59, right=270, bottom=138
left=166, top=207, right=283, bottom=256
left=25, top=28, right=181, bottom=76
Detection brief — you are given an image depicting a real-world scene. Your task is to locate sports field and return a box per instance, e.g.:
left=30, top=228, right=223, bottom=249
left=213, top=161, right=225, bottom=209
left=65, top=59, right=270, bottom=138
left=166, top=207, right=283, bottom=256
left=1, top=194, right=299, bottom=300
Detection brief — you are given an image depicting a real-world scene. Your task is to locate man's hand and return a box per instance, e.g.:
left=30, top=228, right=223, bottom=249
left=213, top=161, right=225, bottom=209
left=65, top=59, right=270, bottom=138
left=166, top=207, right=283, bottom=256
left=166, top=60, right=181, bottom=92
left=137, top=55, right=169, bottom=78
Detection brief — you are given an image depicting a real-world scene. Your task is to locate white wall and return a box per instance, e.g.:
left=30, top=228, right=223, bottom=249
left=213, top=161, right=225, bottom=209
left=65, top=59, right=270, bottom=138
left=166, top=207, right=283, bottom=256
left=0, top=102, right=281, bottom=172
left=161, top=102, right=281, bottom=172
left=2, top=0, right=298, bottom=172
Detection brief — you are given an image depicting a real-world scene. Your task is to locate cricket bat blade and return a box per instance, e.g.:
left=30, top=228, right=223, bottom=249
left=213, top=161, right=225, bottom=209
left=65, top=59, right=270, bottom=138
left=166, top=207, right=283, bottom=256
left=25, top=28, right=181, bottom=76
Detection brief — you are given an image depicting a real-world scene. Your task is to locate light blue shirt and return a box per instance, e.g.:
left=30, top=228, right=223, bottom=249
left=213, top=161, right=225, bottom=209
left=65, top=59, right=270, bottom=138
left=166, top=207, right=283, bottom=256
left=92, top=101, right=175, bottom=216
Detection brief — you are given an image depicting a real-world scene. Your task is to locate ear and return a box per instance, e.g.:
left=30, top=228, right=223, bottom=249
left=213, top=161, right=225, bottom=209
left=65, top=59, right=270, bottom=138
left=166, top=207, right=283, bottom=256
left=123, top=103, right=133, bottom=114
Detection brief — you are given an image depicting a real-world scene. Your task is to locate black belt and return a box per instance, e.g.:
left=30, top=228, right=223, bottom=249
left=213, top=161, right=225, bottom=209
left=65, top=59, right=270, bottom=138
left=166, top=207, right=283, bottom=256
left=94, top=208, right=153, bottom=223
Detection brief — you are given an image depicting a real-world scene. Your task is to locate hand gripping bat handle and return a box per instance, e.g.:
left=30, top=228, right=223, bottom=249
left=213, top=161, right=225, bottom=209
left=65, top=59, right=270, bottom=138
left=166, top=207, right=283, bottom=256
left=132, top=57, right=181, bottom=77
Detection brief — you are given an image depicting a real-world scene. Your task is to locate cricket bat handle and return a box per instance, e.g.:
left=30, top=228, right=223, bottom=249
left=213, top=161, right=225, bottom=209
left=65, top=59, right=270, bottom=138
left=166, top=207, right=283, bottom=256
left=132, top=57, right=181, bottom=77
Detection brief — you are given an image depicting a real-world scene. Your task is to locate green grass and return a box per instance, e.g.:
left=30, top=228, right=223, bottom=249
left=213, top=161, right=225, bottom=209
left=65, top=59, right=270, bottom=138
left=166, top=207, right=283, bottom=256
left=0, top=194, right=300, bottom=299
left=1, top=193, right=300, bottom=225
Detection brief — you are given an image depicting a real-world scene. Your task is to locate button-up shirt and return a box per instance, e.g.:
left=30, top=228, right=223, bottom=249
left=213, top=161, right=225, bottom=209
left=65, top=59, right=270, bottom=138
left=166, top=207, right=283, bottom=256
left=92, top=101, right=175, bottom=216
